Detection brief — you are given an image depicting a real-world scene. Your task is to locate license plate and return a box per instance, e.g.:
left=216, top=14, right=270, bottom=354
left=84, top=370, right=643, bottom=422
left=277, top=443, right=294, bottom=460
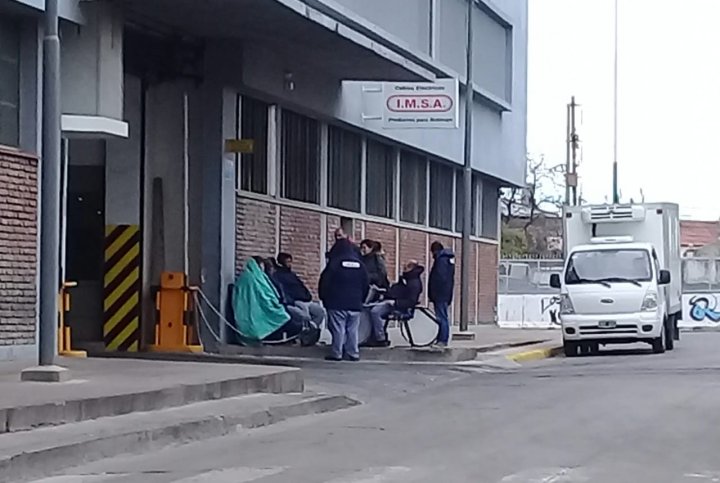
left=599, top=320, right=617, bottom=329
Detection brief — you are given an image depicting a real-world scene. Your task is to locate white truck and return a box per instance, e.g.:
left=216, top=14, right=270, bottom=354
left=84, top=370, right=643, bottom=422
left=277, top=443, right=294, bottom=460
left=550, top=203, right=682, bottom=356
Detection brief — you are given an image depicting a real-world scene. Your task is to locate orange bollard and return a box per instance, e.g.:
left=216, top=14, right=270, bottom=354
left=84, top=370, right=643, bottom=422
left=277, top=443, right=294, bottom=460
left=58, top=281, right=87, bottom=358
left=149, top=272, right=203, bottom=353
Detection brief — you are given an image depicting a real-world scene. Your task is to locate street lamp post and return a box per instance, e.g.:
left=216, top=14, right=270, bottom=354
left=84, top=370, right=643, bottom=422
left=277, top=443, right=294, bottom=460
left=459, top=0, right=475, bottom=333
left=39, top=0, right=62, bottom=367
left=612, top=0, right=619, bottom=204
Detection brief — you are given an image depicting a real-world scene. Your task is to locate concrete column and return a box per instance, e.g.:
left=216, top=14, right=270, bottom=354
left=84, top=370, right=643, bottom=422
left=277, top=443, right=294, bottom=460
left=200, top=82, right=237, bottom=348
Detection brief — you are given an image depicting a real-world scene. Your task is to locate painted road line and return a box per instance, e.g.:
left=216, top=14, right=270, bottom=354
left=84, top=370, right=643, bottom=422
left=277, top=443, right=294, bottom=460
left=506, top=345, right=564, bottom=362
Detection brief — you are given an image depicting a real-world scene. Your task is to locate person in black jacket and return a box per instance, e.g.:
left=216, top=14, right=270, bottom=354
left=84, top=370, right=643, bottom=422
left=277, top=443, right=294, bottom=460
left=319, top=238, right=369, bottom=361
left=428, top=241, right=455, bottom=348
left=360, top=239, right=389, bottom=290
left=274, top=253, right=326, bottom=330
left=367, top=260, right=425, bottom=347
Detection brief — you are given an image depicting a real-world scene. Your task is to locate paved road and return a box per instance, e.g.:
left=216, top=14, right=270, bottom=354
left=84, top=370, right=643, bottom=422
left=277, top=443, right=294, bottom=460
left=32, top=333, right=720, bottom=482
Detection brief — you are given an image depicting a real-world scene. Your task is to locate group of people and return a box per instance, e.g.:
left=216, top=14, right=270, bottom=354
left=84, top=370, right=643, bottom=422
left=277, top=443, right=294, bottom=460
left=232, top=226, right=456, bottom=362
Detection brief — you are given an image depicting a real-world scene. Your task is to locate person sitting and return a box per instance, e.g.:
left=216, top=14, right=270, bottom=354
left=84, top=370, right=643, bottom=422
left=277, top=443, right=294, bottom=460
left=274, top=252, right=326, bottom=330
left=366, top=260, right=425, bottom=347
left=232, top=257, right=302, bottom=344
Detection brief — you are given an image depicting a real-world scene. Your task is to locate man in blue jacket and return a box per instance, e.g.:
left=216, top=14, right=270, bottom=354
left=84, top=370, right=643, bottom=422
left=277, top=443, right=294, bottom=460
left=319, top=238, right=369, bottom=361
left=428, top=241, right=455, bottom=348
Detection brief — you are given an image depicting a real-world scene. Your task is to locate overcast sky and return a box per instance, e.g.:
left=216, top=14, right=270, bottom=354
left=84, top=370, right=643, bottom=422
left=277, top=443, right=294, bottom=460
left=527, top=0, right=720, bottom=220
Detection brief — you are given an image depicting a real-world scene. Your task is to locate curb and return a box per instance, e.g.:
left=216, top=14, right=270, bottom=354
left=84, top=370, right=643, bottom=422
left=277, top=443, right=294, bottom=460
left=506, top=345, right=564, bottom=363
left=0, top=394, right=359, bottom=483
left=0, top=369, right=304, bottom=434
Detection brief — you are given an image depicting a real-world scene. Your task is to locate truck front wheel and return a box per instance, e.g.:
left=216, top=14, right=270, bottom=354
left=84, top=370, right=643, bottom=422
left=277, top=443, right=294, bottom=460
left=563, top=341, right=579, bottom=357
left=652, top=325, right=666, bottom=354
left=665, top=316, right=675, bottom=351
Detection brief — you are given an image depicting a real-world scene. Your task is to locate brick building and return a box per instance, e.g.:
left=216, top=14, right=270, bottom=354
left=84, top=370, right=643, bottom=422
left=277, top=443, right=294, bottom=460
left=0, top=0, right=528, bottom=360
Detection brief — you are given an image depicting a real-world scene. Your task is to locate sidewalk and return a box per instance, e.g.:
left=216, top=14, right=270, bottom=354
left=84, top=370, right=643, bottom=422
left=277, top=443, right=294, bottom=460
left=0, top=357, right=303, bottom=432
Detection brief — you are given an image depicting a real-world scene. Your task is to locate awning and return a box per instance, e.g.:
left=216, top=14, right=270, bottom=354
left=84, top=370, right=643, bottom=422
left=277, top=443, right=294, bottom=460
left=122, top=0, right=435, bottom=82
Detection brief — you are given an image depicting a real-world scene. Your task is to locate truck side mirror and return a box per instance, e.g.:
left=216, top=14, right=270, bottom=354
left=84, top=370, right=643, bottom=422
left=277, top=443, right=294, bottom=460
left=550, top=273, right=561, bottom=289
left=659, top=270, right=671, bottom=285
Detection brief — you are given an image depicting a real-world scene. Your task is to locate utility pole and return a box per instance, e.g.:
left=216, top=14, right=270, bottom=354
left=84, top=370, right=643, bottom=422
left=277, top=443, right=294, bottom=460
left=570, top=97, right=579, bottom=206
left=459, top=0, right=475, bottom=334
left=565, top=96, right=580, bottom=206
left=612, top=0, right=619, bottom=203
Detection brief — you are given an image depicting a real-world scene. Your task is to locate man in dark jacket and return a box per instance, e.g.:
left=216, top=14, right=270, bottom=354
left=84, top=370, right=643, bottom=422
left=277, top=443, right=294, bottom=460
left=428, top=241, right=455, bottom=348
left=367, top=260, right=424, bottom=347
left=319, top=238, right=369, bottom=361
left=274, top=253, right=326, bottom=331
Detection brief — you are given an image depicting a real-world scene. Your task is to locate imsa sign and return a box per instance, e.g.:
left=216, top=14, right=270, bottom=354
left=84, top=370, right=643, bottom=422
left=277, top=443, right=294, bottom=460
left=382, top=79, right=459, bottom=129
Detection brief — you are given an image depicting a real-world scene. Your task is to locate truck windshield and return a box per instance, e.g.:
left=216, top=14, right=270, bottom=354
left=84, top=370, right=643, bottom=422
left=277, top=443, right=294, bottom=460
left=565, top=249, right=653, bottom=285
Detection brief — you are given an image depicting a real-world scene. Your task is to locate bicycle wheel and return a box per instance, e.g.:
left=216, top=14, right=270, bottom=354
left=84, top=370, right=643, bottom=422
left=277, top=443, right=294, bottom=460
left=400, top=308, right=439, bottom=347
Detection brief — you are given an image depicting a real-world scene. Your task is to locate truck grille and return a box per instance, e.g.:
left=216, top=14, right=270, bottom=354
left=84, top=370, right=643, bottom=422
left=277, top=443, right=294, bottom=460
left=579, top=324, right=638, bottom=336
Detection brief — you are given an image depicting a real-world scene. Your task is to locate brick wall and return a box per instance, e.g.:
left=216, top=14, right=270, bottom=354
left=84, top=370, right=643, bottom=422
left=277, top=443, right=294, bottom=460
left=477, top=241, right=498, bottom=322
left=0, top=150, right=38, bottom=347
left=279, top=206, right=322, bottom=296
left=235, top=198, right=277, bottom=271
left=234, top=197, right=499, bottom=325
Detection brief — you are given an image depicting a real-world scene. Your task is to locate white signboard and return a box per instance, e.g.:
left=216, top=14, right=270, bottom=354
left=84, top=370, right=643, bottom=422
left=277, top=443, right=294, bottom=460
left=382, top=79, right=459, bottom=129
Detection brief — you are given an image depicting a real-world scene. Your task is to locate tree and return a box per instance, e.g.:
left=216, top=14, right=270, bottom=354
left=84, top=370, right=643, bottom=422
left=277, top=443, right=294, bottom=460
left=501, top=155, right=565, bottom=232
left=500, top=155, right=565, bottom=257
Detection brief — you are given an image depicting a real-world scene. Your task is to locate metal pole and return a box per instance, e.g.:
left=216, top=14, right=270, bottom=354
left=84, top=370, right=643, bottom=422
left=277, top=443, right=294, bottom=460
left=565, top=101, right=571, bottom=206
left=612, top=0, right=619, bottom=204
left=459, top=0, right=474, bottom=333
left=570, top=96, right=578, bottom=206
left=39, top=0, right=61, bottom=366
left=182, top=92, right=190, bottom=278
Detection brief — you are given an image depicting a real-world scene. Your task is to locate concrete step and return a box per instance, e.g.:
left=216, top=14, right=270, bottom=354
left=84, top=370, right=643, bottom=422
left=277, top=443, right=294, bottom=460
left=0, top=361, right=303, bottom=434
left=0, top=391, right=359, bottom=483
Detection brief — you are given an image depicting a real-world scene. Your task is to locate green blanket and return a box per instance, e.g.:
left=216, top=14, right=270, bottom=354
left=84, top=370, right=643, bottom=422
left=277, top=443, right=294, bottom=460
left=232, top=259, right=289, bottom=341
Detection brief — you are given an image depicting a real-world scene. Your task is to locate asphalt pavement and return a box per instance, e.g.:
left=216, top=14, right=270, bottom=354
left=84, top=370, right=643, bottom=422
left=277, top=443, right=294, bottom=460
left=30, top=332, right=720, bottom=483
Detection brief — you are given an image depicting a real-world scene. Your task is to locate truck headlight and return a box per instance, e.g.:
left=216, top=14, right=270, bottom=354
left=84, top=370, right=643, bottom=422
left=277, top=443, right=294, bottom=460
left=560, top=294, right=574, bottom=315
left=641, top=292, right=658, bottom=312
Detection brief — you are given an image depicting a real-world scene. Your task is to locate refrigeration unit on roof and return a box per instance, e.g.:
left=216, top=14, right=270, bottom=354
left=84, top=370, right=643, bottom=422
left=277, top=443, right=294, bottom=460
left=581, top=205, right=646, bottom=224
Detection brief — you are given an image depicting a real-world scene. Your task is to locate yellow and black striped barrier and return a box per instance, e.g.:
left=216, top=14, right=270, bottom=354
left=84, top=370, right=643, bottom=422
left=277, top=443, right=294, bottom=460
left=103, top=225, right=141, bottom=352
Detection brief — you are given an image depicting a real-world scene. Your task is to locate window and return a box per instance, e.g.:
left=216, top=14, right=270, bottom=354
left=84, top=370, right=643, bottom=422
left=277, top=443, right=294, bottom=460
left=399, top=150, right=427, bottom=225
left=366, top=140, right=395, bottom=218
left=481, top=178, right=499, bottom=239
left=281, top=110, right=320, bottom=204
left=429, top=162, right=454, bottom=230
left=239, top=96, right=268, bottom=194
left=455, top=171, right=480, bottom=234
left=565, top=249, right=652, bottom=284
left=0, top=19, right=20, bottom=147
left=328, top=125, right=361, bottom=212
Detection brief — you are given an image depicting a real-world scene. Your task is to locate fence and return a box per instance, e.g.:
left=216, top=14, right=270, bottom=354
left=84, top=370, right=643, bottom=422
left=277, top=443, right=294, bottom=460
left=498, top=258, right=564, bottom=295
left=497, top=257, right=720, bottom=328
left=499, top=257, right=720, bottom=294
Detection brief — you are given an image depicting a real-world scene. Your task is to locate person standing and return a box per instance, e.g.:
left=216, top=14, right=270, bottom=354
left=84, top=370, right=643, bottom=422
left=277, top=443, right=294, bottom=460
left=360, top=239, right=390, bottom=290
left=319, top=238, right=369, bottom=361
left=428, top=241, right=455, bottom=349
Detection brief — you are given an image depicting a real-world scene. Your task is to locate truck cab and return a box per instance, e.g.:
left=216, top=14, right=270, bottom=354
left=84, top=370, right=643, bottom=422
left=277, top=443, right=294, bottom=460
left=551, top=204, right=682, bottom=356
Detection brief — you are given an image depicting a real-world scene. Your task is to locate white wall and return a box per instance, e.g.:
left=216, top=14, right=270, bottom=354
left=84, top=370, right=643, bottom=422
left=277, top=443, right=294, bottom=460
left=498, top=292, right=720, bottom=330
left=497, top=294, right=561, bottom=329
